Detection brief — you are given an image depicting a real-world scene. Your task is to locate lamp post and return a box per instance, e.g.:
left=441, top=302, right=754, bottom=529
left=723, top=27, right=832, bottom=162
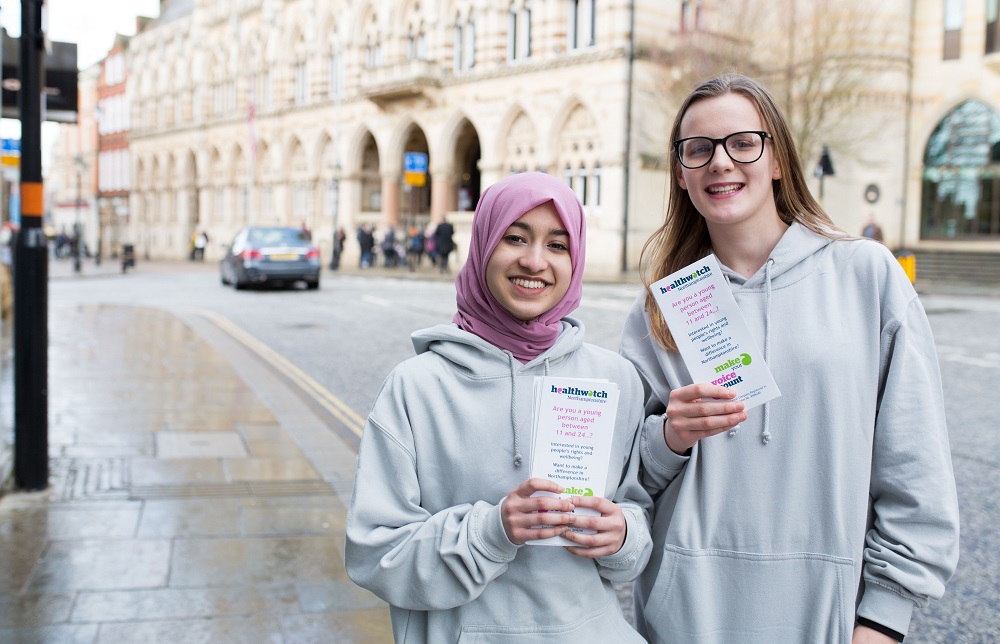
left=815, top=146, right=835, bottom=201
left=73, top=155, right=87, bottom=274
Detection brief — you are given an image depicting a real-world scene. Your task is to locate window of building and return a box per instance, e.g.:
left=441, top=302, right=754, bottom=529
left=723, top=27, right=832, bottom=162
left=577, top=165, right=588, bottom=205
left=294, top=61, right=308, bottom=104
left=328, top=54, right=341, bottom=96
left=569, top=0, right=596, bottom=49
left=592, top=164, right=601, bottom=206
left=943, top=0, right=963, bottom=59
left=563, top=165, right=574, bottom=189
left=987, top=0, right=1000, bottom=53
left=508, top=4, right=532, bottom=61
left=681, top=0, right=690, bottom=32
left=455, top=17, right=476, bottom=72
left=922, top=99, right=1000, bottom=238
left=466, top=20, right=476, bottom=67
left=508, top=8, right=518, bottom=61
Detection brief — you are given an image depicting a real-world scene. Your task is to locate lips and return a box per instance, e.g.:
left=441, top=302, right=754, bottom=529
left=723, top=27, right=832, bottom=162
left=707, top=183, right=744, bottom=195
left=511, top=277, right=547, bottom=289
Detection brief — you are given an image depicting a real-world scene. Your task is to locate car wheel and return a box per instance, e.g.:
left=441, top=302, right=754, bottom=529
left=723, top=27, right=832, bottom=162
left=221, top=270, right=230, bottom=285
left=307, top=280, right=320, bottom=290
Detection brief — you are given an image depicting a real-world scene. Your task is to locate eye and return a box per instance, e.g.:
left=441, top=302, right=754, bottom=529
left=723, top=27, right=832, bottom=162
left=503, top=233, right=527, bottom=244
left=548, top=241, right=569, bottom=252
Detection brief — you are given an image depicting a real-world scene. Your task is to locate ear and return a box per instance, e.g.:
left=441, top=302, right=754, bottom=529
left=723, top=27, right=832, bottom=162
left=772, top=160, right=781, bottom=181
left=676, top=165, right=688, bottom=191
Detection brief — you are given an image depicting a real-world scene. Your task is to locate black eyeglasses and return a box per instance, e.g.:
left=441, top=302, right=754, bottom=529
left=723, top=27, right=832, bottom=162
left=673, top=131, right=773, bottom=169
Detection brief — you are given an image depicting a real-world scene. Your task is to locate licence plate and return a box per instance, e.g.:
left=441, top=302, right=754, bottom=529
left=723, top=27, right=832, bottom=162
left=267, top=254, right=300, bottom=261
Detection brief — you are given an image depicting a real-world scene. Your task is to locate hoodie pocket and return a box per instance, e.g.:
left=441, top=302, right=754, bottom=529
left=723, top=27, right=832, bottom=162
left=643, top=545, right=853, bottom=644
left=457, top=596, right=643, bottom=643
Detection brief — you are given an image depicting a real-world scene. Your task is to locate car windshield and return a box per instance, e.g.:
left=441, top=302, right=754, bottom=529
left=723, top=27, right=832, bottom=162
left=247, top=228, right=310, bottom=247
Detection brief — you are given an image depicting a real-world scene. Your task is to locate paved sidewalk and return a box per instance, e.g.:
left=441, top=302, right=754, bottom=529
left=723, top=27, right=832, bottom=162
left=0, top=300, right=391, bottom=642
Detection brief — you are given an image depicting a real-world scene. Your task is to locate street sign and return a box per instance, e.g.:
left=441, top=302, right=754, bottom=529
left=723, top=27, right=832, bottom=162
left=403, top=151, right=427, bottom=187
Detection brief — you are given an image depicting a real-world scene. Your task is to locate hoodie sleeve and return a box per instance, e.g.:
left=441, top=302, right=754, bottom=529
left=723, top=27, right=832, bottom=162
left=344, top=374, right=521, bottom=611
left=619, top=296, right=691, bottom=493
left=856, top=292, right=960, bottom=636
left=595, top=366, right=654, bottom=581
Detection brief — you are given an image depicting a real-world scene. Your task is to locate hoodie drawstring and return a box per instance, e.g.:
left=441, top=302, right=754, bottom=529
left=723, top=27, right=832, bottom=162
left=507, top=353, right=524, bottom=468
left=761, top=258, right=774, bottom=445
left=506, top=354, right=551, bottom=468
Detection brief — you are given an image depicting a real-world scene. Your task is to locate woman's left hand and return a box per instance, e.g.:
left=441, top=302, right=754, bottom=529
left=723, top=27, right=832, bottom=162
left=560, top=496, right=627, bottom=558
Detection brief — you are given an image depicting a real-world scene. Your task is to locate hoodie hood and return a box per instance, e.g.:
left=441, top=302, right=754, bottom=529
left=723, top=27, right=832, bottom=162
left=412, top=318, right=586, bottom=467
left=412, top=317, right=585, bottom=369
left=721, top=221, right=840, bottom=290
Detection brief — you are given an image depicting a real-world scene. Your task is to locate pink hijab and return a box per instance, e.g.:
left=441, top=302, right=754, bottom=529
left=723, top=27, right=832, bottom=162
left=454, top=172, right=586, bottom=363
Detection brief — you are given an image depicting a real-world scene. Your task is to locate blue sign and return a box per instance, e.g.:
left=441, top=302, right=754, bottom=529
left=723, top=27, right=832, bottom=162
left=2, top=139, right=20, bottom=154
left=403, top=152, right=428, bottom=174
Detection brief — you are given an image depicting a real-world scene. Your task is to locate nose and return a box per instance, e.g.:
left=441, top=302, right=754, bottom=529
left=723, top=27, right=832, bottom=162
left=518, top=242, right=547, bottom=272
left=707, top=141, right=734, bottom=172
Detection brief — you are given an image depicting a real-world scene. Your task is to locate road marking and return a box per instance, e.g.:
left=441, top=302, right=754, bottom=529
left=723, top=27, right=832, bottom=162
left=936, top=345, right=1000, bottom=369
left=361, top=295, right=391, bottom=307
left=195, top=309, right=367, bottom=438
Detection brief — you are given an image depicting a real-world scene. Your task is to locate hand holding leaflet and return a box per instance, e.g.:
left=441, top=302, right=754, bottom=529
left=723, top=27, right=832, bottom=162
left=526, top=376, right=619, bottom=547
left=649, top=254, right=781, bottom=410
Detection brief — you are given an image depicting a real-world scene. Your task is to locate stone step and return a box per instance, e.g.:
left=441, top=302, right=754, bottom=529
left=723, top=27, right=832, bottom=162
left=909, top=251, right=1000, bottom=284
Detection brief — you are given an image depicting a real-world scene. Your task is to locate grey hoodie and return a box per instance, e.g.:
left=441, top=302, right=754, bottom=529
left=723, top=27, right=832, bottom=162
left=346, top=318, right=653, bottom=643
left=620, top=222, right=959, bottom=644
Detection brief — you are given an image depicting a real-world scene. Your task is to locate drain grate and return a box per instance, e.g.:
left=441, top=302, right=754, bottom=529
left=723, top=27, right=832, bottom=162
left=128, top=479, right=345, bottom=500
left=54, top=458, right=130, bottom=501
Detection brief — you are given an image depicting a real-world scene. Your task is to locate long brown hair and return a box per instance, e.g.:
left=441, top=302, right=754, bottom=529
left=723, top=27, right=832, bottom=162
left=641, top=74, right=841, bottom=351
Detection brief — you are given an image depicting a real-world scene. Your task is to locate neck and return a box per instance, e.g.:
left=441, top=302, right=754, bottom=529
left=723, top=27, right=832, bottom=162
left=708, top=216, right=789, bottom=278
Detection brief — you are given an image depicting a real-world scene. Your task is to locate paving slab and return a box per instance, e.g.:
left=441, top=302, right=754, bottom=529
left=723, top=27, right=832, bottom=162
left=0, top=303, right=389, bottom=642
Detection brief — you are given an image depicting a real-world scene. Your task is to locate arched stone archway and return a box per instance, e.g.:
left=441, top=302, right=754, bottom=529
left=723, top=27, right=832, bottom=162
left=922, top=100, right=1000, bottom=239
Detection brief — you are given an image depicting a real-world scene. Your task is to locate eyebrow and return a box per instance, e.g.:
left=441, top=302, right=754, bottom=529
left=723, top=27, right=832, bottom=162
left=509, top=221, right=570, bottom=237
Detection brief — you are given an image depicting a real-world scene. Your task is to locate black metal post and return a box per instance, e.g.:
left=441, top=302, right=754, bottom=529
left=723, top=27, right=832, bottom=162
left=14, top=0, right=49, bottom=490
left=73, top=166, right=81, bottom=273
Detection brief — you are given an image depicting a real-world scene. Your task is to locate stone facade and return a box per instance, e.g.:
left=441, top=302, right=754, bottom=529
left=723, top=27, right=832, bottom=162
left=124, top=0, right=675, bottom=276
left=107, top=0, right=1000, bottom=277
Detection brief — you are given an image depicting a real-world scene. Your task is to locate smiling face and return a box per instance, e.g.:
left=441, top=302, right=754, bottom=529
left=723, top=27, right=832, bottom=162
left=485, top=202, right=573, bottom=321
left=676, top=93, right=782, bottom=231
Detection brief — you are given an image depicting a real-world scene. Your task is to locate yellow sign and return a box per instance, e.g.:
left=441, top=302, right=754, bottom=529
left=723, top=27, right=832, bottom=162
left=404, top=171, right=426, bottom=187
left=1, top=155, right=19, bottom=167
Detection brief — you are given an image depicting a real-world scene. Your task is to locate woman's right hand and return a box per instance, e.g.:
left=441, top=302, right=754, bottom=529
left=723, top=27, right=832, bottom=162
left=501, top=479, right=576, bottom=545
left=664, top=383, right=747, bottom=455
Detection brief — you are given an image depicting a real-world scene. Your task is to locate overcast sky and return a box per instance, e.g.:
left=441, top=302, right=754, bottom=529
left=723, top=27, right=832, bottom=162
left=1, top=0, right=160, bottom=157
left=2, top=0, right=161, bottom=69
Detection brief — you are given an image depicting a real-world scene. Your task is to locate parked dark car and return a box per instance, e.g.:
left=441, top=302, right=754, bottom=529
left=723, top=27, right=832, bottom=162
left=220, top=226, right=321, bottom=289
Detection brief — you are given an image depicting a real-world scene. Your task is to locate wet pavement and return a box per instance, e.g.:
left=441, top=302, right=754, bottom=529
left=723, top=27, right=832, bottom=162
left=0, top=262, right=392, bottom=642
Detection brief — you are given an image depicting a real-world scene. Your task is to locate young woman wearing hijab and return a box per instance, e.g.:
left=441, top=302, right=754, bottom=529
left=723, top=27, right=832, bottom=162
left=346, top=172, right=653, bottom=643
left=619, top=73, right=959, bottom=644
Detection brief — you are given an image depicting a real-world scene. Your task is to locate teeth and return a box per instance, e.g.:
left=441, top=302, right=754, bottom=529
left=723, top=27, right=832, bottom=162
left=512, top=278, right=545, bottom=289
left=708, top=184, right=742, bottom=195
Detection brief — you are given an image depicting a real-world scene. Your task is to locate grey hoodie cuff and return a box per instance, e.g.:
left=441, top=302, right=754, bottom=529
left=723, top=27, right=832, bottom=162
left=596, top=505, right=646, bottom=570
left=642, top=414, right=688, bottom=476
left=857, top=581, right=916, bottom=638
left=472, top=500, right=521, bottom=562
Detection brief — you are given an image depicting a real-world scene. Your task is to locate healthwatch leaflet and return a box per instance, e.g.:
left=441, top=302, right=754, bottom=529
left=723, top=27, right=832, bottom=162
left=649, top=254, right=781, bottom=411
left=526, top=376, right=619, bottom=547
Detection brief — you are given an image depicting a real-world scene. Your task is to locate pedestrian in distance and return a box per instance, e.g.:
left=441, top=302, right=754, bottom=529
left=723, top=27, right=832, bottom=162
left=619, top=73, right=959, bottom=644
left=434, top=216, right=455, bottom=272
left=862, top=212, right=884, bottom=243
left=193, top=230, right=209, bottom=261
left=345, top=171, right=653, bottom=643
left=331, top=227, right=346, bottom=270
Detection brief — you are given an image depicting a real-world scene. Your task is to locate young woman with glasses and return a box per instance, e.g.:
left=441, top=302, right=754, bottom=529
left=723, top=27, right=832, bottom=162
left=620, top=74, right=959, bottom=644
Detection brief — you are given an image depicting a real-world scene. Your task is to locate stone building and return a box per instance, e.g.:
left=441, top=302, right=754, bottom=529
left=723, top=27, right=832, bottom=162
left=125, top=0, right=676, bottom=275
left=114, top=0, right=1000, bottom=278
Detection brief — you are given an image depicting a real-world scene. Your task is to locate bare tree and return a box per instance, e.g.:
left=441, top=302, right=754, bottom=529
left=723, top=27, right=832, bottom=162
left=647, top=0, right=907, bottom=170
